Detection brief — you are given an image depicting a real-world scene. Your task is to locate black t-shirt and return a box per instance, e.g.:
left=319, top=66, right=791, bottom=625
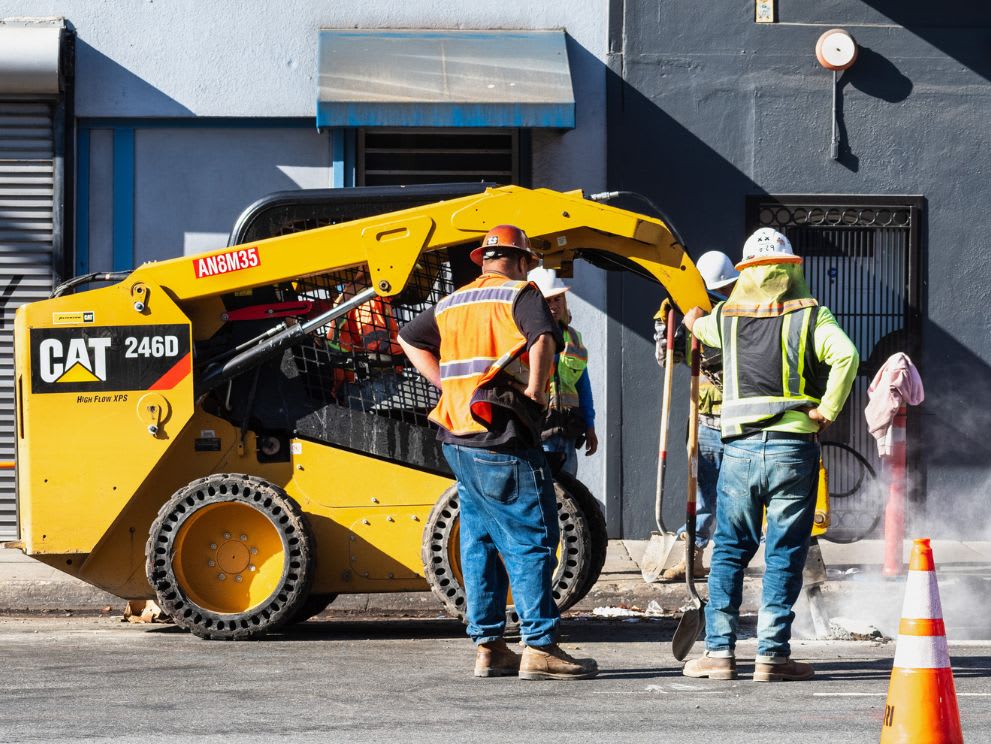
left=399, top=281, right=564, bottom=448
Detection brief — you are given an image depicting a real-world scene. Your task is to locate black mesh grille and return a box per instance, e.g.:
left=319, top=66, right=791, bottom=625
left=279, top=254, right=455, bottom=426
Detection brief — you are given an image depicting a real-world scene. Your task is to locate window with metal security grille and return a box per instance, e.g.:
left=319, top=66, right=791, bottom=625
left=358, top=129, right=518, bottom=186
left=746, top=196, right=924, bottom=542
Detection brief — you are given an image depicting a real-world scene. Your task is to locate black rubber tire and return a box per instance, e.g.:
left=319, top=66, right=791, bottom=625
left=145, top=473, right=315, bottom=640
left=286, top=593, right=338, bottom=625
left=421, top=477, right=599, bottom=623
left=555, top=472, right=608, bottom=607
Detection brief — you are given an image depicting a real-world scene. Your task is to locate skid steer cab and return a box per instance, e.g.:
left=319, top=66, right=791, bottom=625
left=13, top=184, right=709, bottom=640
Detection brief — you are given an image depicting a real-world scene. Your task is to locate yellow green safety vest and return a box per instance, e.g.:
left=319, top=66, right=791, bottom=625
left=549, top=325, right=588, bottom=411
left=719, top=304, right=828, bottom=438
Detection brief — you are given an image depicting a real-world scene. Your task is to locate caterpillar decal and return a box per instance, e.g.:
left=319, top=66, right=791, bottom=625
left=30, top=324, right=192, bottom=394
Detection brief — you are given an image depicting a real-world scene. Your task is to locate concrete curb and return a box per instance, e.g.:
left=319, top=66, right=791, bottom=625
left=3, top=540, right=989, bottom=618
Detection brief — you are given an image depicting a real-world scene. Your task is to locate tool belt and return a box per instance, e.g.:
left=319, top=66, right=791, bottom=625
left=724, top=430, right=818, bottom=444
left=470, top=383, right=545, bottom=449
left=541, top=407, right=585, bottom=442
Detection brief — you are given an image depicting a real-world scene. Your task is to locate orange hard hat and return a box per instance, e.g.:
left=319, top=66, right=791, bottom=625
left=470, top=224, right=539, bottom=266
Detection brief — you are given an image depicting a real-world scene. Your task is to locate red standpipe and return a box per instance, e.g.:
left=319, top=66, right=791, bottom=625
left=882, top=406, right=908, bottom=576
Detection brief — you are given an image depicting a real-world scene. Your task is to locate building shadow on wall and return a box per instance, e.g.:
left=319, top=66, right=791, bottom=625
left=599, top=50, right=769, bottom=538
left=857, top=3, right=991, bottom=82
left=74, top=38, right=194, bottom=116
left=835, top=46, right=914, bottom=172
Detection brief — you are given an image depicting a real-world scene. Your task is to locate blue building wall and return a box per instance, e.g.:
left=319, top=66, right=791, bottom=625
left=608, top=1, right=991, bottom=537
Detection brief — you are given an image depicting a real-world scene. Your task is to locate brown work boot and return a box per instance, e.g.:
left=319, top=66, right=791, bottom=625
left=753, top=657, right=815, bottom=682
left=683, top=651, right=738, bottom=680
left=660, top=539, right=708, bottom=583
left=474, top=639, right=522, bottom=678
left=519, top=643, right=599, bottom=680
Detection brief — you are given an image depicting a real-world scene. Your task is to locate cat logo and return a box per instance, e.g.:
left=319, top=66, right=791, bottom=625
left=38, top=337, right=112, bottom=384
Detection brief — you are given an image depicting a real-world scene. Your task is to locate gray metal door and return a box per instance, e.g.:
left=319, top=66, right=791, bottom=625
left=747, top=196, right=924, bottom=540
left=0, top=101, right=60, bottom=539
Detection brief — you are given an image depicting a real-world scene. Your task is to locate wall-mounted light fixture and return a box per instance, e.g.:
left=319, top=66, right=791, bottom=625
left=816, top=29, right=858, bottom=159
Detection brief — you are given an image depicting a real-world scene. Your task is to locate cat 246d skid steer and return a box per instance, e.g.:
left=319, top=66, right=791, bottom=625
left=12, top=184, right=709, bottom=639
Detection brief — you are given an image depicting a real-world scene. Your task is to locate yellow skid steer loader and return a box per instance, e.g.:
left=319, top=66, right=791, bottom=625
left=12, top=184, right=709, bottom=639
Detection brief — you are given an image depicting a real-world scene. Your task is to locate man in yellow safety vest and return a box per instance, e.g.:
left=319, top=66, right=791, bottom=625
left=682, top=228, right=859, bottom=683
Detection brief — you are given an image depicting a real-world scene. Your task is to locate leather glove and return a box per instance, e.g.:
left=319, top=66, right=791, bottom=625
left=654, top=318, right=668, bottom=367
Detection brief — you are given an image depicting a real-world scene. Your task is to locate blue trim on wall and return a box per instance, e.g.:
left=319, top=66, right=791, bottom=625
left=112, top=128, right=135, bottom=271
left=343, top=128, right=356, bottom=187
left=316, top=102, right=575, bottom=129
left=331, top=128, right=357, bottom=187
left=75, top=128, right=90, bottom=275
left=79, top=117, right=314, bottom=130
left=331, top=128, right=344, bottom=188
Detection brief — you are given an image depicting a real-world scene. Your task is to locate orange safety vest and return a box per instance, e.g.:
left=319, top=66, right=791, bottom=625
left=429, top=273, right=534, bottom=436
left=340, top=296, right=402, bottom=357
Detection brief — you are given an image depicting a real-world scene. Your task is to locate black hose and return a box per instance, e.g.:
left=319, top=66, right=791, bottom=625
left=587, top=190, right=689, bottom=250
left=51, top=271, right=132, bottom=298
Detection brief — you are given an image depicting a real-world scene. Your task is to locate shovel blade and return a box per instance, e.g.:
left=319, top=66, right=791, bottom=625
left=640, top=531, right=678, bottom=583
left=671, top=602, right=706, bottom=661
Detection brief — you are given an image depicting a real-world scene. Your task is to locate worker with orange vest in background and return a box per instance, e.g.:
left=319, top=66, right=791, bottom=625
left=328, top=268, right=404, bottom=411
left=398, top=225, right=599, bottom=681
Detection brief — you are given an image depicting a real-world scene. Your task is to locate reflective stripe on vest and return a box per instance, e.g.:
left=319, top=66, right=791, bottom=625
left=720, top=306, right=823, bottom=438
left=549, top=325, right=587, bottom=411
left=429, top=274, right=532, bottom=436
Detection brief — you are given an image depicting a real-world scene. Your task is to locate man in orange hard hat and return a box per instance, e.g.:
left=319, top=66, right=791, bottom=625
left=399, top=225, right=598, bottom=681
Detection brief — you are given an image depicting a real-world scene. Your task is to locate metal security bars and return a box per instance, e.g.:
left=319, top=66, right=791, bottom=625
left=357, top=129, right=518, bottom=186
left=288, top=254, right=453, bottom=425
left=222, top=184, right=492, bottom=474
left=746, top=196, right=924, bottom=541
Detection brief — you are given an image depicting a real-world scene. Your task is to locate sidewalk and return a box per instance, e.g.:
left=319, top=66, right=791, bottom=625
left=3, top=539, right=989, bottom=616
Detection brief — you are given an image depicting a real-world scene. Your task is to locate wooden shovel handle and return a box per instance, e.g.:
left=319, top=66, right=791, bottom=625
left=655, top=308, right=677, bottom=533
left=685, top=335, right=702, bottom=601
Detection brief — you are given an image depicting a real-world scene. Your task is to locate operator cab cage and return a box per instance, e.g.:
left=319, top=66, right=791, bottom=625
left=220, top=184, right=496, bottom=475
left=215, top=183, right=700, bottom=476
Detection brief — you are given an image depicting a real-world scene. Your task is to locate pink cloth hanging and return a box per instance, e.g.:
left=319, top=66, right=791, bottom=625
left=864, top=352, right=924, bottom=456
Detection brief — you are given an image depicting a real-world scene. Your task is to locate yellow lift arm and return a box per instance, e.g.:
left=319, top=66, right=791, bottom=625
left=129, top=186, right=710, bottom=314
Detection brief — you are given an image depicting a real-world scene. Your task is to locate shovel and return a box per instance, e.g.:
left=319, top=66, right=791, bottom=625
left=672, top=335, right=705, bottom=661
left=640, top=307, right=682, bottom=583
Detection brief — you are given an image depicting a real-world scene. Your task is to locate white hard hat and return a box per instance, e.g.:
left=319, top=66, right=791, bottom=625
left=696, top=251, right=739, bottom=290
left=527, top=267, right=569, bottom=298
left=737, top=228, right=801, bottom=271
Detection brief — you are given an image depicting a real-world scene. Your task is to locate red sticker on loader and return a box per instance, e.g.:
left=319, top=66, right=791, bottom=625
left=194, top=246, right=260, bottom=279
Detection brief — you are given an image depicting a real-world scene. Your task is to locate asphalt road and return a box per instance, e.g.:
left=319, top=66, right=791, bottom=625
left=1, top=615, right=988, bottom=744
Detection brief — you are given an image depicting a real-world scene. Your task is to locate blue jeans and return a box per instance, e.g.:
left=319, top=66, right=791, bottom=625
left=442, top=443, right=560, bottom=647
left=541, top=433, right=578, bottom=478
left=705, top=435, right=819, bottom=659
left=676, top=424, right=721, bottom=548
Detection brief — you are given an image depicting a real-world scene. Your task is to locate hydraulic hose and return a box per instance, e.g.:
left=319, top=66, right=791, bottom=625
left=51, top=271, right=132, bottom=298
left=587, top=190, right=689, bottom=251
left=198, top=286, right=377, bottom=393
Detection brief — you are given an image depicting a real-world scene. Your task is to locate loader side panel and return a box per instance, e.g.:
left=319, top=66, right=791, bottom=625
left=14, top=280, right=195, bottom=554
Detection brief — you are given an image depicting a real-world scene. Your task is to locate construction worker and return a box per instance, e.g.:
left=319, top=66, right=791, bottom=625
left=653, top=251, right=738, bottom=582
left=331, top=269, right=404, bottom=411
left=681, top=228, right=858, bottom=682
left=527, top=267, right=598, bottom=477
left=398, top=225, right=599, bottom=681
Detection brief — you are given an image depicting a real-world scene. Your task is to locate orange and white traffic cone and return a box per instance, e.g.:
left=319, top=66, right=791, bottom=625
left=880, top=538, right=963, bottom=744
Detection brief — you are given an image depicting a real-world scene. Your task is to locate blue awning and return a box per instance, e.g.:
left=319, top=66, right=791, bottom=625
left=317, top=29, right=575, bottom=129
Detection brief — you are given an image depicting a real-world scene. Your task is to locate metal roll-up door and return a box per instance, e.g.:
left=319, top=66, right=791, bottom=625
left=0, top=102, right=57, bottom=539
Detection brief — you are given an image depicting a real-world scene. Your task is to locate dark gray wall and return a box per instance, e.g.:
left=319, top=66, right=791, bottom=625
left=607, top=1, right=991, bottom=538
